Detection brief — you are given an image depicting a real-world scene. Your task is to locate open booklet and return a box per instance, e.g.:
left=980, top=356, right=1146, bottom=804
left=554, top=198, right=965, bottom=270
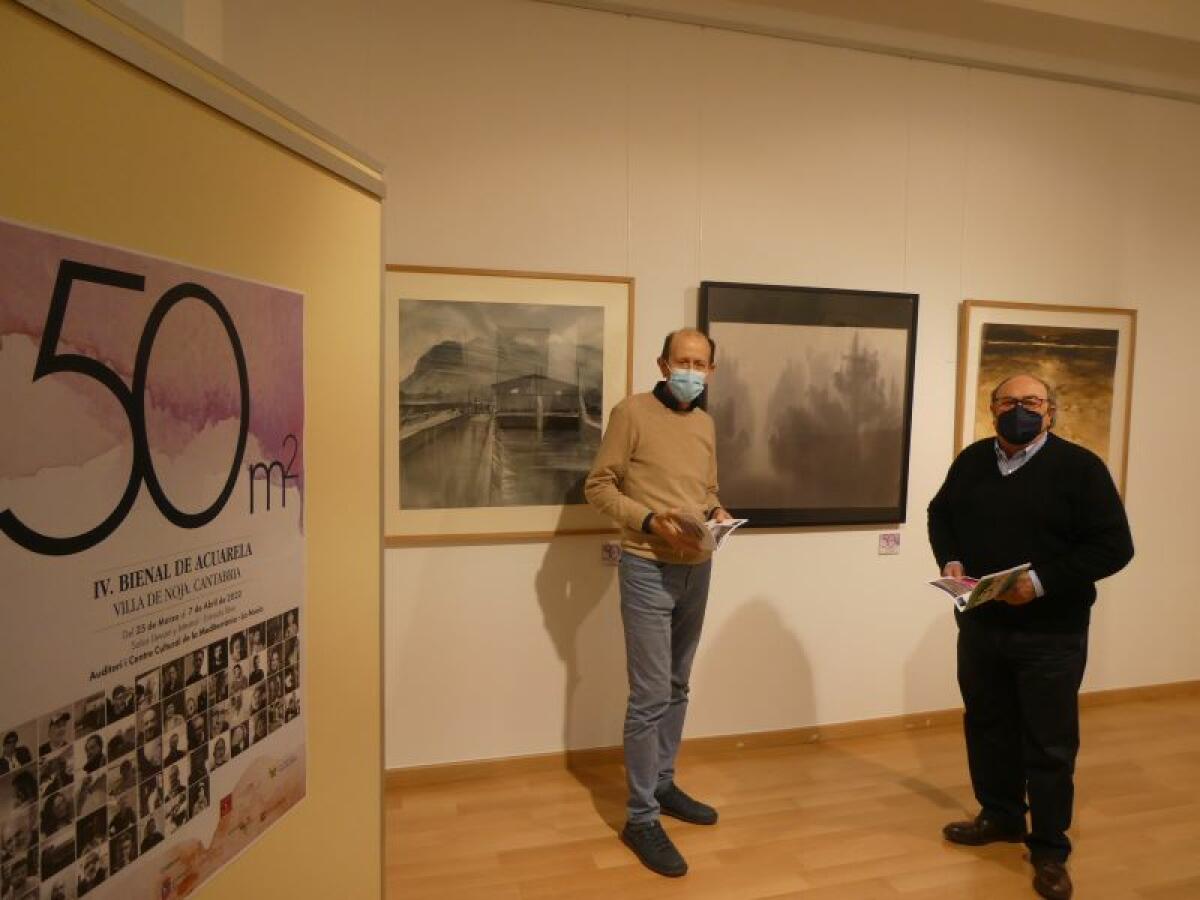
left=672, top=514, right=750, bottom=552
left=928, top=562, right=1031, bottom=612
left=703, top=516, right=749, bottom=551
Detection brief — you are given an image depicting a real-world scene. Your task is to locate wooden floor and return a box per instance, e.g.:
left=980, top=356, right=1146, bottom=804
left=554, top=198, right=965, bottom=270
left=387, top=694, right=1200, bottom=899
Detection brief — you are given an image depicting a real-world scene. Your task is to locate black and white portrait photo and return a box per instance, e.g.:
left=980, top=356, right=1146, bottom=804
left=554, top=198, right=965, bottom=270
left=229, top=631, right=248, bottom=664
left=39, top=829, right=76, bottom=881
left=72, top=695, right=104, bottom=741
left=0, top=724, right=34, bottom=775
left=159, top=659, right=184, bottom=701
left=37, top=712, right=71, bottom=759
left=74, top=806, right=107, bottom=857
left=229, top=724, right=248, bottom=758
left=135, top=668, right=160, bottom=713
left=207, top=638, right=228, bottom=675
left=39, top=790, right=72, bottom=840
left=106, top=757, right=136, bottom=797
left=283, top=609, right=299, bottom=641
left=138, top=773, right=162, bottom=818
left=140, top=810, right=165, bottom=855
left=105, top=723, right=135, bottom=764
left=38, top=749, right=73, bottom=799
left=136, top=737, right=161, bottom=781
left=188, top=777, right=209, bottom=818
left=162, top=729, right=187, bottom=768
left=108, top=824, right=137, bottom=876
left=184, top=650, right=207, bottom=688
left=106, top=683, right=134, bottom=724
left=187, top=746, right=208, bottom=785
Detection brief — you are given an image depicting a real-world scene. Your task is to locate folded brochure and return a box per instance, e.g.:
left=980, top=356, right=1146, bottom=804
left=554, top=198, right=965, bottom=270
left=929, top=562, right=1031, bottom=612
left=703, top=516, right=748, bottom=551
left=671, top=514, right=749, bottom=552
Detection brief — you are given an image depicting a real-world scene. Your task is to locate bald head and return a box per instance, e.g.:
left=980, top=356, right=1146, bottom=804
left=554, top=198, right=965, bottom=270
left=991, top=373, right=1057, bottom=424
left=659, top=329, right=715, bottom=367
left=990, top=372, right=1057, bottom=448
left=991, top=373, right=1054, bottom=406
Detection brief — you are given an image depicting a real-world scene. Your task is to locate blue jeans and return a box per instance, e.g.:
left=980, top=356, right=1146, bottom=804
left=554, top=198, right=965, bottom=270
left=619, top=552, right=712, bottom=824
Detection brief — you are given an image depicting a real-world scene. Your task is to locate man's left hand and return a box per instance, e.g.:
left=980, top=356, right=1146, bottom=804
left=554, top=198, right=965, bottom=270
left=999, top=573, right=1036, bottom=606
left=711, top=507, right=733, bottom=523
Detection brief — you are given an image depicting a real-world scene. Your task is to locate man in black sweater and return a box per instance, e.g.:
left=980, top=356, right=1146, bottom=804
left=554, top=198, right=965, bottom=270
left=928, top=373, right=1133, bottom=900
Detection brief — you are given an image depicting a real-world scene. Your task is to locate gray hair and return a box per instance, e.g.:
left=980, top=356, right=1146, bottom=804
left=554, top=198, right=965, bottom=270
left=990, top=373, right=1057, bottom=426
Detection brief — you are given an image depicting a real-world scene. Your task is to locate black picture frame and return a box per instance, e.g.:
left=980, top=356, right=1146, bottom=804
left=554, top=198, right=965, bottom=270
left=700, top=281, right=919, bottom=527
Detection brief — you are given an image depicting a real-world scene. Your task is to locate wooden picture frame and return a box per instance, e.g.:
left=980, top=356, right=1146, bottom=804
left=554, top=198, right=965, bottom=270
left=956, top=299, right=1137, bottom=496
left=384, top=266, right=633, bottom=542
left=700, top=281, right=919, bottom=526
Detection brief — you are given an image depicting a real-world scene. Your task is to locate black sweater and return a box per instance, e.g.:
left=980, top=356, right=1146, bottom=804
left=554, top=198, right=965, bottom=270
left=928, top=433, right=1133, bottom=632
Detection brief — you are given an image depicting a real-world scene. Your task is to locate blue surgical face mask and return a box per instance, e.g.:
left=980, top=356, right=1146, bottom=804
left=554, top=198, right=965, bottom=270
left=667, top=368, right=706, bottom=404
left=996, top=405, right=1044, bottom=445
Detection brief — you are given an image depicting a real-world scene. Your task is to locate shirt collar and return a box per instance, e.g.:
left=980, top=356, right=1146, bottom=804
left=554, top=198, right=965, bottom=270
left=994, top=430, right=1049, bottom=463
left=653, top=380, right=707, bottom=412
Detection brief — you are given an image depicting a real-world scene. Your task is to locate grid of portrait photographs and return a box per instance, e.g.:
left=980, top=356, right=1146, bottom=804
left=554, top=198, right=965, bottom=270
left=0, top=608, right=300, bottom=899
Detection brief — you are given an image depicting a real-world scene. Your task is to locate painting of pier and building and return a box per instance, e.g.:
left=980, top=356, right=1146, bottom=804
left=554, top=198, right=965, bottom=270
left=397, top=298, right=603, bottom=509
left=384, top=267, right=633, bottom=539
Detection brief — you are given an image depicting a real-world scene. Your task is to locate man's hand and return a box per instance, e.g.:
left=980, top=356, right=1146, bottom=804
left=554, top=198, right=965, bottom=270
left=650, top=509, right=704, bottom=554
left=942, top=561, right=964, bottom=579
left=999, top=573, right=1036, bottom=606
left=711, top=507, right=733, bottom=523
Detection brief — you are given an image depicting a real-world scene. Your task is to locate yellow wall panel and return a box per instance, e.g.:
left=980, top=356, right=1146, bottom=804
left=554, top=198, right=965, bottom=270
left=0, top=3, right=383, bottom=897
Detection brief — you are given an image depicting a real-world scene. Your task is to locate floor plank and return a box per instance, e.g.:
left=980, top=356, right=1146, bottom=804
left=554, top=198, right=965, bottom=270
left=387, top=694, right=1200, bottom=898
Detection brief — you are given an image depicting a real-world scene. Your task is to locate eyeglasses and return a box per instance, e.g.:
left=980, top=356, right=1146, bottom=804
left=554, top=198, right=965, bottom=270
left=992, top=395, right=1049, bottom=412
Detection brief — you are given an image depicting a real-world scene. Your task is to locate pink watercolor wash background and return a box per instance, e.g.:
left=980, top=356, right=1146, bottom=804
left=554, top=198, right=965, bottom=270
left=0, top=218, right=303, bottom=486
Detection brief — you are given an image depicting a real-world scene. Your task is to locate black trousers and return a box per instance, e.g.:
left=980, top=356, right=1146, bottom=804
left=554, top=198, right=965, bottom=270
left=956, top=617, right=1088, bottom=862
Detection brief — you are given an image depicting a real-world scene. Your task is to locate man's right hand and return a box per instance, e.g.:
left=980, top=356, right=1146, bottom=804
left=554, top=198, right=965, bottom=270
left=942, top=561, right=964, bottom=579
left=650, top=510, right=704, bottom=554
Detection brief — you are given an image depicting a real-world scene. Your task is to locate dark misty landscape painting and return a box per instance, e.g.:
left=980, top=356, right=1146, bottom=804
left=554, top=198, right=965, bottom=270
left=973, top=323, right=1118, bottom=461
left=707, top=322, right=909, bottom=513
left=397, top=298, right=604, bottom=509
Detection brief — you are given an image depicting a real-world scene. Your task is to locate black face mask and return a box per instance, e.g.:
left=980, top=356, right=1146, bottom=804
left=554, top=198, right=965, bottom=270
left=996, top=405, right=1044, bottom=445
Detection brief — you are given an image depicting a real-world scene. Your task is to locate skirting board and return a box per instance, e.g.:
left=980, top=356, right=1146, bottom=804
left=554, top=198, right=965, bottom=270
left=386, top=678, right=1200, bottom=789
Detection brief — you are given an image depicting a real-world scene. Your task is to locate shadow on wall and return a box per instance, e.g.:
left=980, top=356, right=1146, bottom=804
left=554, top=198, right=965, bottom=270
left=534, top=523, right=626, bottom=825
left=694, top=591, right=976, bottom=842
left=691, top=595, right=816, bottom=738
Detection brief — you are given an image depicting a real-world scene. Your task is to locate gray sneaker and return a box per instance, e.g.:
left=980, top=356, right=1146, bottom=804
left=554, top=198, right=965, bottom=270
left=620, top=820, right=687, bottom=877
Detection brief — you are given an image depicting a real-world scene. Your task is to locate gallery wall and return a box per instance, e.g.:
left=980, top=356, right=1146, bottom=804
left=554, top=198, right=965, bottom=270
left=216, top=0, right=1200, bottom=769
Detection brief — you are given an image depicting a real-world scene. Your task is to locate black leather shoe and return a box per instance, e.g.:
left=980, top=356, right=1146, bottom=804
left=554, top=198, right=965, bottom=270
left=620, top=820, right=687, bottom=877
left=655, top=782, right=718, bottom=825
left=1032, top=859, right=1072, bottom=899
left=942, top=814, right=1026, bottom=846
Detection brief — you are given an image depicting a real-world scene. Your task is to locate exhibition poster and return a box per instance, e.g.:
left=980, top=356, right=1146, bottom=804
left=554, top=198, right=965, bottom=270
left=0, top=219, right=306, bottom=899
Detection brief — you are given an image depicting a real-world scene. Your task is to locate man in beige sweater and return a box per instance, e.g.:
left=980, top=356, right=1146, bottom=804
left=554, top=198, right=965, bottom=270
left=585, top=328, right=731, bottom=878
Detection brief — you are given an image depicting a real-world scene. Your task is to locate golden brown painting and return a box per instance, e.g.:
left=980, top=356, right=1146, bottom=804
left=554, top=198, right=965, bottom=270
left=973, top=323, right=1118, bottom=461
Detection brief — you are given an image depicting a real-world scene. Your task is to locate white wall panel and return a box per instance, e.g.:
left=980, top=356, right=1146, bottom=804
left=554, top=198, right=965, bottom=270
left=961, top=70, right=1133, bottom=303
left=697, top=29, right=910, bottom=290
left=220, top=0, right=1200, bottom=768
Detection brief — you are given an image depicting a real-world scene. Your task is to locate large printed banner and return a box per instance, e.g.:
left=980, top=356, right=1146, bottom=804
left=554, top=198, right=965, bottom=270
left=0, top=220, right=306, bottom=899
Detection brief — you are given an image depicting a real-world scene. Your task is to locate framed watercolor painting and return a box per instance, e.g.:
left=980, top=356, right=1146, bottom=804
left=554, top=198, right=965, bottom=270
left=956, top=299, right=1136, bottom=496
left=700, top=281, right=919, bottom=526
left=384, top=266, right=632, bottom=541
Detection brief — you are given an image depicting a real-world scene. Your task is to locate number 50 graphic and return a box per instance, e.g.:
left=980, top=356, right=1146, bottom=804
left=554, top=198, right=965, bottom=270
left=1, top=260, right=250, bottom=557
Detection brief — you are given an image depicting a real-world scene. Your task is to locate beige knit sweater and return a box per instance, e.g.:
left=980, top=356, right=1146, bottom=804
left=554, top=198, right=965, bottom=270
left=584, top=391, right=721, bottom=564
